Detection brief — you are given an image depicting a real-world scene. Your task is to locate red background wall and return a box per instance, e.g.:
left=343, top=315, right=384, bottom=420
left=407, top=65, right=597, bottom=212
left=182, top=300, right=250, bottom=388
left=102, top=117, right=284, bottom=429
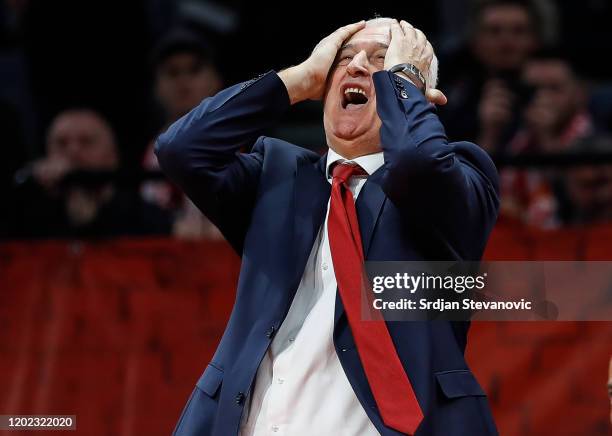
left=1, top=225, right=611, bottom=435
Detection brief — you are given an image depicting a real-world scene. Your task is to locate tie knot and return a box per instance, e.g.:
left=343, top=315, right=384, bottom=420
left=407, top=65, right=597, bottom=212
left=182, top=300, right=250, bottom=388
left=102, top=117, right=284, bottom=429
left=331, top=162, right=368, bottom=184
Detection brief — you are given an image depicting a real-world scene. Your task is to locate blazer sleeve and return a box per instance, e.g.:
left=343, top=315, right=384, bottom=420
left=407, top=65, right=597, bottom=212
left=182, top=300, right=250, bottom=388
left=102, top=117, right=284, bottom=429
left=154, top=71, right=290, bottom=253
left=372, top=70, right=500, bottom=258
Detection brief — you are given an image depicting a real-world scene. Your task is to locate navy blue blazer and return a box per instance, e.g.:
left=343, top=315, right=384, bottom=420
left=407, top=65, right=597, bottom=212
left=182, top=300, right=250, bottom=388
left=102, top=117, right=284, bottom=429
left=155, top=70, right=500, bottom=436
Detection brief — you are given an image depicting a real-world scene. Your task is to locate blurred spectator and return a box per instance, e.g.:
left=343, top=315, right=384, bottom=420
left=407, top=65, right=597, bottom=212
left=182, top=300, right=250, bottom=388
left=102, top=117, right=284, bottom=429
left=152, top=27, right=222, bottom=125
left=7, top=108, right=171, bottom=239
left=438, top=0, right=546, bottom=150
left=500, top=52, right=610, bottom=228
left=142, top=28, right=223, bottom=240
left=558, top=138, right=612, bottom=225
left=508, top=50, right=593, bottom=154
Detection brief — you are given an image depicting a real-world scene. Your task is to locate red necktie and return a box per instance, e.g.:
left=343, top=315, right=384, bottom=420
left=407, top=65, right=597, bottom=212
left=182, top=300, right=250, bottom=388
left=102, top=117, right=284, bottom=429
left=327, top=162, right=424, bottom=435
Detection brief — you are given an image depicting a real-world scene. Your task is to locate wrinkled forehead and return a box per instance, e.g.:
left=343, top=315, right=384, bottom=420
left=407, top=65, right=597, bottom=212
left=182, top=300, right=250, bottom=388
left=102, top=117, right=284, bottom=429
left=343, top=19, right=392, bottom=50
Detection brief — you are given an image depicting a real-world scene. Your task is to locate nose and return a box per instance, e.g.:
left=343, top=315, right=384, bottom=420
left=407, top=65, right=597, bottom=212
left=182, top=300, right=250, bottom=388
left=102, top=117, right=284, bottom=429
left=346, top=50, right=369, bottom=77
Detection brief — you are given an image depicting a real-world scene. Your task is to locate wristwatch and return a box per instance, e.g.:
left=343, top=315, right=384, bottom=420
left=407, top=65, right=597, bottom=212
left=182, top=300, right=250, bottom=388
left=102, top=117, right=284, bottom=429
left=389, top=63, right=426, bottom=93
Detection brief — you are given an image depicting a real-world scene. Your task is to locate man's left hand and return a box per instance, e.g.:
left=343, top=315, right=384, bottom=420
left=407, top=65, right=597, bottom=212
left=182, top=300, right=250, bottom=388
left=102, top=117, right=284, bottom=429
left=384, top=20, right=447, bottom=105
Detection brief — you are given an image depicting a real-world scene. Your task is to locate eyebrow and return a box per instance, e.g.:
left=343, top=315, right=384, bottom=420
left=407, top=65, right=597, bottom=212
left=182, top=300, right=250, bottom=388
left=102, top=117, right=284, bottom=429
left=340, top=42, right=389, bottom=51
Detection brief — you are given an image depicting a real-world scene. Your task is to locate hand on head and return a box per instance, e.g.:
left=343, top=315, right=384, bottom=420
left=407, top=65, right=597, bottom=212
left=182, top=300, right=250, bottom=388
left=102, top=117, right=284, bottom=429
left=384, top=19, right=446, bottom=105
left=279, top=18, right=447, bottom=159
left=279, top=19, right=446, bottom=106
left=278, top=21, right=367, bottom=104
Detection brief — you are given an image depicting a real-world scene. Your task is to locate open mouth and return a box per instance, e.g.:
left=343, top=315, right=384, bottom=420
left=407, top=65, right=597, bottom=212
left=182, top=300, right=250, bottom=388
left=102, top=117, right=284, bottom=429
left=342, top=87, right=369, bottom=110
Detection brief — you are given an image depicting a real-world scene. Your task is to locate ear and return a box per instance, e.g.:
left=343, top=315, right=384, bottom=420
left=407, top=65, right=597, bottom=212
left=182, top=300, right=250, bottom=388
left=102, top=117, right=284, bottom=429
left=425, top=88, right=448, bottom=106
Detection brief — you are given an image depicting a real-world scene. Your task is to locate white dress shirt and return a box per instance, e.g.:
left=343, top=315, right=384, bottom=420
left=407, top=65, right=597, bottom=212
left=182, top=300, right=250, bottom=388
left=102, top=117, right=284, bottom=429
left=239, top=149, right=384, bottom=436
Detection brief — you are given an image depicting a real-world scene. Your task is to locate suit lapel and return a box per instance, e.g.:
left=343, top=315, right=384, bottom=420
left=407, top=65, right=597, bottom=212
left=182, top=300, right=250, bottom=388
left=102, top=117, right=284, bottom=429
left=334, top=166, right=387, bottom=326
left=355, top=168, right=387, bottom=258
left=292, top=154, right=330, bottom=285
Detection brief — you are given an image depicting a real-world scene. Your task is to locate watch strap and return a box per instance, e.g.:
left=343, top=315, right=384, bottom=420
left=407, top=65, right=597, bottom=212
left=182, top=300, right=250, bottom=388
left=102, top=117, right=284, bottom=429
left=389, top=63, right=426, bottom=92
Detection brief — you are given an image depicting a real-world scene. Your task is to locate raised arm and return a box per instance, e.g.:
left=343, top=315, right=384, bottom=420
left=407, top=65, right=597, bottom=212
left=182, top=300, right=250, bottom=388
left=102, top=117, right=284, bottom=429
left=154, top=72, right=290, bottom=252
left=377, top=20, right=499, bottom=257
left=155, top=21, right=368, bottom=252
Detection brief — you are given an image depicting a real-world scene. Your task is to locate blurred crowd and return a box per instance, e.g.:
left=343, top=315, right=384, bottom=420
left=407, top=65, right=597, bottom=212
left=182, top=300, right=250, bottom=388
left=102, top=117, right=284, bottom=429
left=1, top=0, right=611, bottom=241
left=438, top=0, right=612, bottom=228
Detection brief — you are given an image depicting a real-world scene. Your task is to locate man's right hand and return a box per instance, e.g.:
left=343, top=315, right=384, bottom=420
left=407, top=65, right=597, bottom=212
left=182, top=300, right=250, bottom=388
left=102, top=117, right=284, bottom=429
left=278, top=21, right=366, bottom=104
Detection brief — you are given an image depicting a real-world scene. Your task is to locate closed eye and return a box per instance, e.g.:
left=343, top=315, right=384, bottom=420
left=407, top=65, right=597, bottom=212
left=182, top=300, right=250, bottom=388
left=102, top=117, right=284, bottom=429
left=337, top=55, right=353, bottom=66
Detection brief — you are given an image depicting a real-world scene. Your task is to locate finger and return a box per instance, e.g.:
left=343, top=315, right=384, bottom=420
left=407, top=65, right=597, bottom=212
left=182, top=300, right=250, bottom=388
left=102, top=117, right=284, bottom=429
left=332, top=20, right=366, bottom=43
left=334, top=20, right=366, bottom=34
left=316, top=21, right=363, bottom=52
left=413, top=28, right=428, bottom=56
left=400, top=20, right=417, bottom=44
left=425, top=88, right=448, bottom=106
left=422, top=41, right=434, bottom=60
left=390, top=20, right=403, bottom=42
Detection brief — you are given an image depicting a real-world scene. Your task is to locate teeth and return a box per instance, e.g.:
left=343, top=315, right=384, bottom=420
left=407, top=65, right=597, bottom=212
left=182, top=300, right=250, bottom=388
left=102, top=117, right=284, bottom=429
left=344, top=87, right=366, bottom=96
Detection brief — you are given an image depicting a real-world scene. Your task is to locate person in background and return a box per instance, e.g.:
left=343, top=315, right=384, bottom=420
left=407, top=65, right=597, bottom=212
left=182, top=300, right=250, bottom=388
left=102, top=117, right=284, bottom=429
left=500, top=52, right=600, bottom=228
left=508, top=51, right=592, bottom=154
left=153, top=28, right=222, bottom=126
left=8, top=108, right=171, bottom=239
left=438, top=0, right=543, bottom=151
left=559, top=137, right=612, bottom=225
left=142, top=28, right=223, bottom=239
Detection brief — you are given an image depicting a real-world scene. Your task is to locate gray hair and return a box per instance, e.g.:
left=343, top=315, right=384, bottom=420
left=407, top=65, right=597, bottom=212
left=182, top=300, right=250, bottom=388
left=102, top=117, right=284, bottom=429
left=366, top=17, right=439, bottom=89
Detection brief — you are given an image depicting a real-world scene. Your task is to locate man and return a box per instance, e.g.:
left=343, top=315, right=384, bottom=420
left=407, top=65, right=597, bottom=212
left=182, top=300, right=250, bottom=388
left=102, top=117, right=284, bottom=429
left=9, top=108, right=171, bottom=239
left=156, top=18, right=499, bottom=435
left=499, top=52, right=598, bottom=228
left=560, top=137, right=612, bottom=226
left=152, top=28, right=222, bottom=125
left=438, top=0, right=543, bottom=151
left=509, top=52, right=593, bottom=154
left=142, top=28, right=223, bottom=239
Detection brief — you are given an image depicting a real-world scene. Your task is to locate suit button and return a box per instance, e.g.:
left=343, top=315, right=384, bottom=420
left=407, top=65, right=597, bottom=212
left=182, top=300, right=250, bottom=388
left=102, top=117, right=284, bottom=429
left=266, top=326, right=276, bottom=339
left=235, top=392, right=245, bottom=405
left=400, top=90, right=408, bottom=99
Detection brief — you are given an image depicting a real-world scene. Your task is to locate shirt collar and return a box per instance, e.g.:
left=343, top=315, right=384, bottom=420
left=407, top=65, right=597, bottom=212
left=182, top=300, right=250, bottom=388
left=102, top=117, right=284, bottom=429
left=325, top=148, right=385, bottom=180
